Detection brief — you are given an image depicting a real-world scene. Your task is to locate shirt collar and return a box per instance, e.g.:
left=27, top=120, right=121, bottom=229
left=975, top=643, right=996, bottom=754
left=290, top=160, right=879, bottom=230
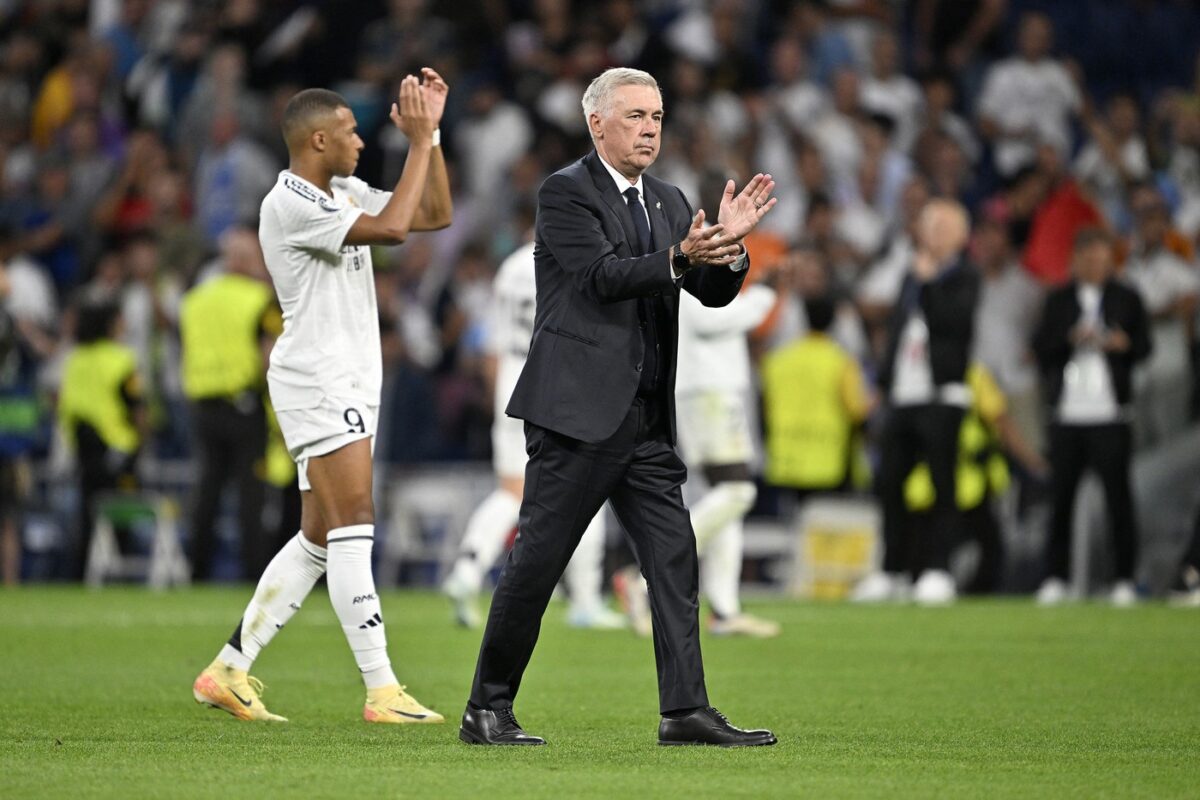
left=596, top=151, right=644, bottom=201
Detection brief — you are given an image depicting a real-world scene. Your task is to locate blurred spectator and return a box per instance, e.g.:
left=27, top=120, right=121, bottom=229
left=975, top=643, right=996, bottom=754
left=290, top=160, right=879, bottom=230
left=914, top=70, right=980, bottom=167
left=1022, top=143, right=1103, bottom=285
left=1075, top=93, right=1150, bottom=232
left=971, top=218, right=1043, bottom=443
left=454, top=81, right=534, bottom=209
left=981, top=164, right=1049, bottom=252
left=1032, top=228, right=1151, bottom=607
left=919, top=128, right=977, bottom=208
left=912, top=0, right=1006, bottom=78
left=125, top=24, right=208, bottom=133
left=193, top=112, right=277, bottom=244
left=177, top=44, right=268, bottom=169
left=860, top=30, right=922, bottom=154
left=91, top=129, right=171, bottom=238
left=1166, top=99, right=1200, bottom=238
left=101, top=0, right=151, bottom=84
left=768, top=36, right=828, bottom=136
left=142, top=168, right=208, bottom=284
left=810, top=67, right=862, bottom=184
left=18, top=156, right=85, bottom=294
left=359, top=0, right=456, bottom=85
left=118, top=233, right=181, bottom=405
left=977, top=12, right=1082, bottom=178
left=788, top=0, right=856, bottom=87
left=1123, top=185, right=1200, bottom=433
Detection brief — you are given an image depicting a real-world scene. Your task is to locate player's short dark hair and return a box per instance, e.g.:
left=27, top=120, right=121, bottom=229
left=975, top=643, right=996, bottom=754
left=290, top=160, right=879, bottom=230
left=281, top=88, right=349, bottom=147
left=1073, top=226, right=1112, bottom=253
left=76, top=300, right=121, bottom=344
left=804, top=295, right=836, bottom=333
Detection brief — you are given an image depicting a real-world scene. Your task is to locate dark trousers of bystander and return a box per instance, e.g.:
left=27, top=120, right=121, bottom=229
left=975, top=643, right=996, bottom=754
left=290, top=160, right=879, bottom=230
left=1045, top=421, right=1138, bottom=582
left=877, top=404, right=966, bottom=576
left=189, top=397, right=267, bottom=581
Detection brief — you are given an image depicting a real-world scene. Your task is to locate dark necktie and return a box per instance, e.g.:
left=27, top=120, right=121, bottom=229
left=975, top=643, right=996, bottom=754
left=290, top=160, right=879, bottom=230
left=624, top=187, right=651, bottom=255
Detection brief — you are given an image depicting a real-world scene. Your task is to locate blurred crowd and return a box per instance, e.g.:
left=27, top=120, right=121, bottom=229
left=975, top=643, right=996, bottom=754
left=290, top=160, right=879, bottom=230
left=5, top=0, right=1200, bottom=590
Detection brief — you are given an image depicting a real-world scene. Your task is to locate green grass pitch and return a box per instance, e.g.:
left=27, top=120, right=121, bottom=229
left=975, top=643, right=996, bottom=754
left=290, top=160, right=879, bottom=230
left=1, top=587, right=1197, bottom=799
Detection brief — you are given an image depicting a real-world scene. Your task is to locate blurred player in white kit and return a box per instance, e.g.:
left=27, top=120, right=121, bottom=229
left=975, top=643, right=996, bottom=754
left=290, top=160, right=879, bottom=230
left=441, top=239, right=626, bottom=630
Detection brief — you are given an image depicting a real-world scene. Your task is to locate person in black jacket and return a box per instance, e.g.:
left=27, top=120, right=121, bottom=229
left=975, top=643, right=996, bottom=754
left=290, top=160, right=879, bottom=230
left=853, top=199, right=980, bottom=605
left=460, top=68, right=778, bottom=748
left=1032, top=227, right=1151, bottom=606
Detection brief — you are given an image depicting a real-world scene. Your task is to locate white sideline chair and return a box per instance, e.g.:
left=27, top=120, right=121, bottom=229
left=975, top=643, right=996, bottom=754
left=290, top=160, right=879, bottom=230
left=84, top=492, right=190, bottom=589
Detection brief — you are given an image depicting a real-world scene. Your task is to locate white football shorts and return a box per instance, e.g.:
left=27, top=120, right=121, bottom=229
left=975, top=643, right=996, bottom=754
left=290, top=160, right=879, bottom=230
left=492, top=412, right=528, bottom=480
left=675, top=389, right=755, bottom=467
left=275, top=395, right=379, bottom=491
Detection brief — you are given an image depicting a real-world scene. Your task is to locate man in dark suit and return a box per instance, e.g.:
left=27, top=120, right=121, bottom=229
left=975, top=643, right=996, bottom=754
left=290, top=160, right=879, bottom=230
left=853, top=200, right=980, bottom=606
left=1032, top=227, right=1151, bottom=607
left=459, top=68, right=778, bottom=748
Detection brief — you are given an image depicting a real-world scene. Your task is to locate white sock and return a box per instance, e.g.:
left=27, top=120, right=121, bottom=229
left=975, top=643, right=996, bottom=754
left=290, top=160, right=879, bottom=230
left=702, top=518, right=744, bottom=619
left=449, top=488, right=522, bottom=591
left=218, top=532, right=326, bottom=671
left=690, top=480, right=757, bottom=550
left=326, top=524, right=397, bottom=690
left=565, top=512, right=607, bottom=614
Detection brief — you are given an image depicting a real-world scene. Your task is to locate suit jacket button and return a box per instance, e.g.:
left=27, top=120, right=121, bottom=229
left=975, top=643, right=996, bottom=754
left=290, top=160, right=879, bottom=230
left=636, top=364, right=643, bottom=372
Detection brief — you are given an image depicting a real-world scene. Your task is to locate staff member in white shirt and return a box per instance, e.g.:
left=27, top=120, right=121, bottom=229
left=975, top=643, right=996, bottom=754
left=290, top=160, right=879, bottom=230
left=1032, top=228, right=1151, bottom=607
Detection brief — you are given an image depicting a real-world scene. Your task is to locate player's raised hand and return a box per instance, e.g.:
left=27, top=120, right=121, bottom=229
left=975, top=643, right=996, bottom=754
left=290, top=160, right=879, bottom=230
left=389, top=74, right=436, bottom=143
left=679, top=209, right=743, bottom=267
left=419, top=67, right=449, bottom=125
left=717, top=174, right=777, bottom=241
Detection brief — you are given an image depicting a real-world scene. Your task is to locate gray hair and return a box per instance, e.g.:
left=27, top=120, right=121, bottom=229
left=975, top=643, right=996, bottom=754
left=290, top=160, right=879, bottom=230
left=581, top=67, right=661, bottom=121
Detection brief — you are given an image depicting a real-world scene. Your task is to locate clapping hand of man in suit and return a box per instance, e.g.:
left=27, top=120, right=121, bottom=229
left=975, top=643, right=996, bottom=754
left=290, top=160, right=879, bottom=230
left=678, top=174, right=777, bottom=267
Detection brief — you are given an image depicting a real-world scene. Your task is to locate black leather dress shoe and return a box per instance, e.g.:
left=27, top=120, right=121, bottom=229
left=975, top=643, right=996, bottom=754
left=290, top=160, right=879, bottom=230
left=658, top=707, right=777, bottom=747
left=459, top=705, right=546, bottom=746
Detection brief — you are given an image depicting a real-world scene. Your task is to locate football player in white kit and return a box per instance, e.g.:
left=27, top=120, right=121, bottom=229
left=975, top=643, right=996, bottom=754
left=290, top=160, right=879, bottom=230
left=441, top=240, right=626, bottom=630
left=193, top=74, right=453, bottom=723
left=675, top=273, right=782, bottom=638
left=616, top=246, right=782, bottom=639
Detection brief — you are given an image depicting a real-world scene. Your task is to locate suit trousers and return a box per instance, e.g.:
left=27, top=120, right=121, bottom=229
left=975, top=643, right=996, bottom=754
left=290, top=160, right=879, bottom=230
left=469, top=396, right=709, bottom=715
left=877, top=403, right=965, bottom=575
left=1046, top=421, right=1138, bottom=581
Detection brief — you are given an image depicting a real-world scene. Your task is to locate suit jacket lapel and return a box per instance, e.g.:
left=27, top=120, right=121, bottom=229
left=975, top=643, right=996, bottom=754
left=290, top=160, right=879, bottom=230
left=584, top=151, right=638, bottom=255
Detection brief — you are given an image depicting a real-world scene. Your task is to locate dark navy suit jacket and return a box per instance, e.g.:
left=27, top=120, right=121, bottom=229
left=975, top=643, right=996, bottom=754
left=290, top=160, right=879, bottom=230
left=506, top=150, right=747, bottom=443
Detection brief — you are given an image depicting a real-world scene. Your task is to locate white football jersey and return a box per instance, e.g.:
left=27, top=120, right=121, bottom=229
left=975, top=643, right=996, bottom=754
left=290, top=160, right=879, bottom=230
left=676, top=284, right=776, bottom=395
left=487, top=242, right=537, bottom=419
left=258, top=170, right=391, bottom=411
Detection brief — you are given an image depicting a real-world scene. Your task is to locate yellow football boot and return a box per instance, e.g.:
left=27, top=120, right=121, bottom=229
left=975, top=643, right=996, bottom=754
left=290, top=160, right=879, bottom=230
left=363, top=685, right=445, bottom=724
left=192, top=660, right=287, bottom=722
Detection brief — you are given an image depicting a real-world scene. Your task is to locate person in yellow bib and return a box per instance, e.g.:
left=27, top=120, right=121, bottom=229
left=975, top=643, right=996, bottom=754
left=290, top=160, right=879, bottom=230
left=179, top=227, right=283, bottom=581
left=58, top=299, right=145, bottom=579
left=761, top=294, right=874, bottom=500
left=903, top=362, right=1048, bottom=593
